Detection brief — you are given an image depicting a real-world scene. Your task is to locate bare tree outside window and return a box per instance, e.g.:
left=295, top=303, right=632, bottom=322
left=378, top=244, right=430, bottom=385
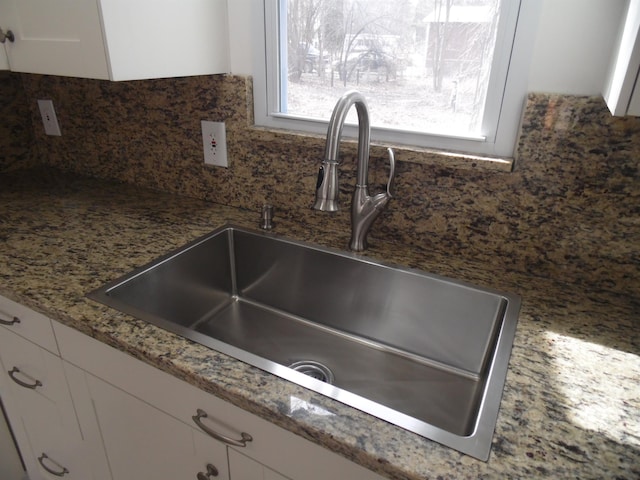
left=283, top=0, right=500, bottom=137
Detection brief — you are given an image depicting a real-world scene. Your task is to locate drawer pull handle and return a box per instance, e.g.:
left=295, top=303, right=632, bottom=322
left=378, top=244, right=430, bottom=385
left=38, top=453, right=69, bottom=476
left=0, top=315, right=20, bottom=326
left=8, top=366, right=43, bottom=389
left=192, top=408, right=253, bottom=447
left=197, top=463, right=219, bottom=479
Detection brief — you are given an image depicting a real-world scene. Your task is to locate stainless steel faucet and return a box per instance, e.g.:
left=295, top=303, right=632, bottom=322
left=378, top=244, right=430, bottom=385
left=313, top=90, right=395, bottom=251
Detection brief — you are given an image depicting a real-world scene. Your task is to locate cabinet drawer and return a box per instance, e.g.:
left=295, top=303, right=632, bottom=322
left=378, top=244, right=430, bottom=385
left=10, top=395, right=90, bottom=480
left=0, top=328, right=68, bottom=405
left=0, top=295, right=58, bottom=354
left=0, top=329, right=91, bottom=480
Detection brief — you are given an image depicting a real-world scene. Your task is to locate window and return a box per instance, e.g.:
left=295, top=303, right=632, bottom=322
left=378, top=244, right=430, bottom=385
left=253, top=0, right=539, bottom=158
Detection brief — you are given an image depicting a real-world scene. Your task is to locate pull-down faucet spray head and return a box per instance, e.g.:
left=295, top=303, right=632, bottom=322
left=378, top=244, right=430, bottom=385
left=313, top=160, right=339, bottom=212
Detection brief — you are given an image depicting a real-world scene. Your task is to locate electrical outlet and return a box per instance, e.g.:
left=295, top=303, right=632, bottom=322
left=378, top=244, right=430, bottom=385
left=201, top=120, right=228, bottom=167
left=37, top=99, right=62, bottom=136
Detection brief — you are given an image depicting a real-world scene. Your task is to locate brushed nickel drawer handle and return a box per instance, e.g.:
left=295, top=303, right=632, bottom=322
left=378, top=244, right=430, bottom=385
left=8, top=366, right=43, bottom=389
left=38, top=453, right=69, bottom=476
left=0, top=315, right=20, bottom=326
left=192, top=409, right=253, bottom=447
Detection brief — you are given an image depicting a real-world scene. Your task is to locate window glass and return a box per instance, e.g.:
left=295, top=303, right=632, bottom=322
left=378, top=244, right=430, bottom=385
left=285, top=0, right=500, bottom=137
left=254, top=0, right=537, bottom=157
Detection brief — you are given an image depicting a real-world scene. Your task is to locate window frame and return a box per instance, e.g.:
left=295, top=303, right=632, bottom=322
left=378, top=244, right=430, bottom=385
left=252, top=0, right=541, bottom=158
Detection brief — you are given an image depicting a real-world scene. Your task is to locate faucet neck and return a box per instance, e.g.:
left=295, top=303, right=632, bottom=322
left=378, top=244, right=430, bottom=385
left=324, top=90, right=371, bottom=187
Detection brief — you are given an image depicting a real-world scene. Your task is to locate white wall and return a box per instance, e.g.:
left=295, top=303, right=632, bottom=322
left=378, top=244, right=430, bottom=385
left=228, top=0, right=627, bottom=95
left=528, top=0, right=626, bottom=95
left=227, top=0, right=253, bottom=75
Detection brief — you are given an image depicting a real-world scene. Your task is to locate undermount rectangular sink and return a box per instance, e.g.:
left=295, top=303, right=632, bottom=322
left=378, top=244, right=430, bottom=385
left=88, top=224, right=521, bottom=460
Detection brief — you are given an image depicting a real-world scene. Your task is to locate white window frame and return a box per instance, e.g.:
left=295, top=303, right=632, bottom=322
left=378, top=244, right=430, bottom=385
left=252, top=0, right=541, bottom=158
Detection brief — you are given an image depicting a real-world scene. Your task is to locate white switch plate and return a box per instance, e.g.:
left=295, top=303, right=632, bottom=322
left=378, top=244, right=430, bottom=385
left=201, top=120, right=228, bottom=167
left=37, top=99, right=62, bottom=136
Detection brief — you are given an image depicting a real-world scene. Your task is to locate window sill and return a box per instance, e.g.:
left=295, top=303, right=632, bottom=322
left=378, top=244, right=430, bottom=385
left=249, top=125, right=515, bottom=173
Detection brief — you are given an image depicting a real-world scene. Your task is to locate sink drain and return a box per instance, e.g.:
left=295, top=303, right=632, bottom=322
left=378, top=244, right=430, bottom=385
left=288, top=361, right=335, bottom=384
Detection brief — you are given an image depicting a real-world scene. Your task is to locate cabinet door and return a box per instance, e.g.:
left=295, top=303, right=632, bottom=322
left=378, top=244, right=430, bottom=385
left=0, top=1, right=13, bottom=71
left=54, top=320, right=387, bottom=480
left=0, top=0, right=109, bottom=78
left=0, top=294, right=58, bottom=354
left=84, top=372, right=230, bottom=480
left=229, top=449, right=290, bottom=480
left=99, top=0, right=230, bottom=80
left=0, top=44, right=8, bottom=70
left=0, top=329, right=95, bottom=480
left=0, top=0, right=228, bottom=80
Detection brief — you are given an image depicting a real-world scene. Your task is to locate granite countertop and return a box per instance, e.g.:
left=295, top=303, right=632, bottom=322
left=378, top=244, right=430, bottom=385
left=0, top=169, right=638, bottom=479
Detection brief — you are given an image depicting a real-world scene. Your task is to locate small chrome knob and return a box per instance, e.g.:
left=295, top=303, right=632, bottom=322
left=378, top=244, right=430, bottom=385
left=0, top=28, right=15, bottom=43
left=196, top=463, right=219, bottom=479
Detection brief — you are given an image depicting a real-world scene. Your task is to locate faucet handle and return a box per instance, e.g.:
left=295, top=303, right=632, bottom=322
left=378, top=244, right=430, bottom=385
left=385, top=148, right=396, bottom=198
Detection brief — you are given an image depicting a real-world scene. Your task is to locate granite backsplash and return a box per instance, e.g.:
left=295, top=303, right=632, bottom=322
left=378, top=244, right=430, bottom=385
left=2, top=73, right=639, bottom=300
left=0, top=71, right=35, bottom=171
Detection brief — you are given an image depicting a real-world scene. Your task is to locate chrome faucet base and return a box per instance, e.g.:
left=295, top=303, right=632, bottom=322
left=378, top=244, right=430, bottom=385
left=350, top=185, right=392, bottom=251
left=313, top=91, right=395, bottom=252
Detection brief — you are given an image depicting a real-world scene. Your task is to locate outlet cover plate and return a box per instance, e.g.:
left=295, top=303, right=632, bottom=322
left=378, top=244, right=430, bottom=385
left=201, top=120, right=228, bottom=167
left=37, top=99, right=62, bottom=136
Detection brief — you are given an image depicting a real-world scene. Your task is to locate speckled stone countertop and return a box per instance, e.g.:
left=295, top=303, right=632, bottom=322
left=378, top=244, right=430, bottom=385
left=0, top=169, right=638, bottom=479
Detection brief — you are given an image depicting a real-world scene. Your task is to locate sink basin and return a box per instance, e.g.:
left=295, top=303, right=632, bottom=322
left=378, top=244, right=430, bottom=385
left=88, top=224, right=520, bottom=460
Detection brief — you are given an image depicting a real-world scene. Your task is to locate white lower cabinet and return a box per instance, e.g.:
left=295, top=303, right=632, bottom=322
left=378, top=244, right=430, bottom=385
left=0, top=44, right=8, bottom=70
left=0, top=325, right=109, bottom=480
left=228, top=449, right=289, bottom=480
left=65, top=364, right=230, bottom=480
left=54, top=321, right=385, bottom=480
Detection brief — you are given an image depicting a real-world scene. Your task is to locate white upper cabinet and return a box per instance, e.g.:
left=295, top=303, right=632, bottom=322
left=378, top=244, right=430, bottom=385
left=0, top=0, right=110, bottom=78
left=0, top=0, right=230, bottom=80
left=603, top=0, right=640, bottom=116
left=99, top=0, right=229, bottom=80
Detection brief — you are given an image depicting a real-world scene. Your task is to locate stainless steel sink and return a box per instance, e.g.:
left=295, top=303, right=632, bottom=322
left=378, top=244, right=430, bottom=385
left=88, top=224, right=521, bottom=460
